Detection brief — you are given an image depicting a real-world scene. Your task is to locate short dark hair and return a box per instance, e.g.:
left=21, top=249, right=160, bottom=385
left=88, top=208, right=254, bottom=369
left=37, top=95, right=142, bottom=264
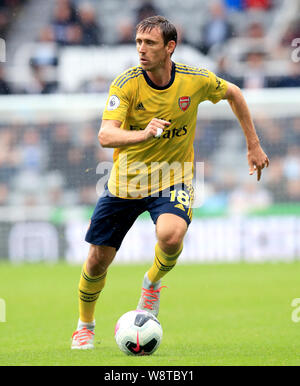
left=136, top=15, right=177, bottom=47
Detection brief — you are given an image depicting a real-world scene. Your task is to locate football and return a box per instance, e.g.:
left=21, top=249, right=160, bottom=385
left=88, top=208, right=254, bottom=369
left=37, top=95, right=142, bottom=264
left=114, top=310, right=163, bottom=356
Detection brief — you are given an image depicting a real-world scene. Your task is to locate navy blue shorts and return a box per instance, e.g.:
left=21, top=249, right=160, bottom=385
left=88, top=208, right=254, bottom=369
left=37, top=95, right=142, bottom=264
left=85, top=183, right=194, bottom=251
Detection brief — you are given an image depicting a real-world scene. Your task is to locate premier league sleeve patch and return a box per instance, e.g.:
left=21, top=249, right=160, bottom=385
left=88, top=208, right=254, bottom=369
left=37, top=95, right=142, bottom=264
left=107, top=95, right=120, bottom=111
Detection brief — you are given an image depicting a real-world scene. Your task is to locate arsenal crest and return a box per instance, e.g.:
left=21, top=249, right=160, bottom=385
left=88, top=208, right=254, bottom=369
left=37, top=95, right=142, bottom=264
left=178, top=96, right=191, bottom=112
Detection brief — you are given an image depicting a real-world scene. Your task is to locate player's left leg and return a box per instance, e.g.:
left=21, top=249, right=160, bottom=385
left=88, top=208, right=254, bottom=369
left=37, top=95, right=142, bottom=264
left=149, top=213, right=187, bottom=281
left=137, top=213, right=188, bottom=316
left=137, top=183, right=193, bottom=316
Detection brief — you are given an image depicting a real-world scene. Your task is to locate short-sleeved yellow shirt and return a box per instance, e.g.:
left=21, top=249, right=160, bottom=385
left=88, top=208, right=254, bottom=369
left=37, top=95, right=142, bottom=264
left=102, top=62, right=227, bottom=198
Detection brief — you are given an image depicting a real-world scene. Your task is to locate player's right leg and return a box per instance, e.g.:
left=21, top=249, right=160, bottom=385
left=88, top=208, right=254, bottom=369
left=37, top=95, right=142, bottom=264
left=71, top=185, right=144, bottom=349
left=71, top=245, right=116, bottom=350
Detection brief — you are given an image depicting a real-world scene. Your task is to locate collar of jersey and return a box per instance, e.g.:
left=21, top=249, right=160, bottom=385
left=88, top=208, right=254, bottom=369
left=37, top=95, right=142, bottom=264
left=142, top=61, right=175, bottom=90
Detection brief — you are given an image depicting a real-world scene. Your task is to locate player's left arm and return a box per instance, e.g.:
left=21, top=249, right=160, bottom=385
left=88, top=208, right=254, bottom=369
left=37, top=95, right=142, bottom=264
left=223, top=82, right=269, bottom=181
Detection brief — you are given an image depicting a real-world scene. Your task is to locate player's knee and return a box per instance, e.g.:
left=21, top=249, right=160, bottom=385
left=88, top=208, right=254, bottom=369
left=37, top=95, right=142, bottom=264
left=158, top=228, right=184, bottom=254
left=86, top=245, right=116, bottom=276
left=87, top=255, right=107, bottom=276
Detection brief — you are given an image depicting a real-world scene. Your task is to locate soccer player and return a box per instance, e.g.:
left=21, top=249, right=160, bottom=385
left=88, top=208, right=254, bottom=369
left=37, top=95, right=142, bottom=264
left=71, top=15, right=269, bottom=349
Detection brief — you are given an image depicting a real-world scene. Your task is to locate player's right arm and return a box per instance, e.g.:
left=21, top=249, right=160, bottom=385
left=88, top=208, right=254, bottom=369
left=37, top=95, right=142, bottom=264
left=98, top=118, right=170, bottom=148
left=99, top=71, right=170, bottom=147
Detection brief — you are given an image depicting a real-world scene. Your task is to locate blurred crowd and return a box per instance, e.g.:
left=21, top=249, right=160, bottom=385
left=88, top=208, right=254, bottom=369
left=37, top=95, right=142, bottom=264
left=0, top=115, right=299, bottom=213
left=0, top=120, right=112, bottom=206
left=0, top=0, right=26, bottom=38
left=194, top=115, right=300, bottom=214
left=0, top=0, right=299, bottom=94
left=0, top=0, right=299, bottom=212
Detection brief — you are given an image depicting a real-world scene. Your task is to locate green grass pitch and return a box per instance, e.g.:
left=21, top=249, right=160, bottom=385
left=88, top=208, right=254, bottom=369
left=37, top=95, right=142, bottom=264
left=0, top=261, right=300, bottom=366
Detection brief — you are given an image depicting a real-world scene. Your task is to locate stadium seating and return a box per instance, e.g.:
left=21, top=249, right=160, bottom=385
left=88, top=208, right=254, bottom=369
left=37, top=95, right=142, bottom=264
left=0, top=0, right=299, bottom=262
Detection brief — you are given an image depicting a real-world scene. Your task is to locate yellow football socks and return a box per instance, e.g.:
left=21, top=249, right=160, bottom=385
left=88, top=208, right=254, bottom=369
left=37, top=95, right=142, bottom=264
left=147, top=242, right=183, bottom=283
left=78, top=261, right=107, bottom=323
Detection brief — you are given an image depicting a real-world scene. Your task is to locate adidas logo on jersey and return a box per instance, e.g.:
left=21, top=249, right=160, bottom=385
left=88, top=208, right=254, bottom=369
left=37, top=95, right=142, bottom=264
left=135, top=102, right=146, bottom=111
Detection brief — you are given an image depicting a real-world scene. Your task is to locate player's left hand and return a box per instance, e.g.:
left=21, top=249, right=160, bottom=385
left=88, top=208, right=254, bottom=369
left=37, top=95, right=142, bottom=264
left=248, top=143, right=269, bottom=181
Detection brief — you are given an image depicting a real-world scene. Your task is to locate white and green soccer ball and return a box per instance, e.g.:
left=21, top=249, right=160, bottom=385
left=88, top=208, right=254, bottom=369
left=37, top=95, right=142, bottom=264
left=114, top=310, right=163, bottom=356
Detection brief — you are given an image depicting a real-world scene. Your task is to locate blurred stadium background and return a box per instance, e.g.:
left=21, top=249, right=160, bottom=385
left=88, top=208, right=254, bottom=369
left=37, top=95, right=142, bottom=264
left=0, top=0, right=300, bottom=264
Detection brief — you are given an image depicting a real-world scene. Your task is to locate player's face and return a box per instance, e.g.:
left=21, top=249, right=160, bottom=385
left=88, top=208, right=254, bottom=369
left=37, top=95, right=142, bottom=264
left=136, top=27, right=172, bottom=71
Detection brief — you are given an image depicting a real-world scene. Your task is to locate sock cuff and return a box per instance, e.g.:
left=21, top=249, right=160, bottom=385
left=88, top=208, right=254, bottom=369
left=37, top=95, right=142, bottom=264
left=155, top=242, right=183, bottom=262
left=82, top=261, right=107, bottom=283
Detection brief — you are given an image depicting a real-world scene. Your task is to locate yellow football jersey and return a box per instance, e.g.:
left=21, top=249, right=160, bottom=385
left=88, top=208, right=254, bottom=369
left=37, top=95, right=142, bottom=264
left=102, top=62, right=228, bottom=198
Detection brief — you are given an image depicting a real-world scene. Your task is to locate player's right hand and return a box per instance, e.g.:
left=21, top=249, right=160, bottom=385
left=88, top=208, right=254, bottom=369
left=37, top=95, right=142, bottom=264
left=143, top=118, right=170, bottom=140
